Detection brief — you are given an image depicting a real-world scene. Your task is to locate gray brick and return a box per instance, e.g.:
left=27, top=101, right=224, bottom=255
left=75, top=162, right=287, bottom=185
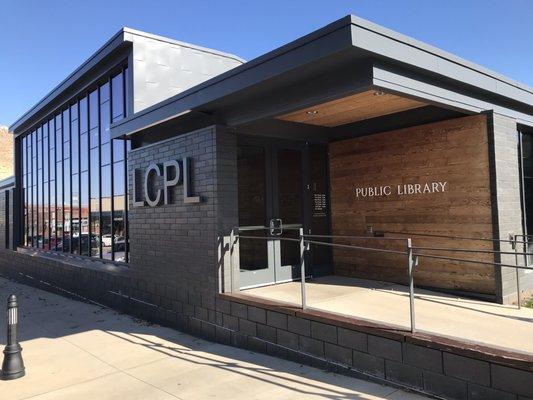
left=299, top=336, right=324, bottom=358
left=423, top=371, right=467, bottom=400
left=310, top=321, right=337, bottom=344
left=247, top=306, right=266, bottom=324
left=257, top=324, right=276, bottom=342
left=238, top=318, right=257, bottom=336
left=277, top=329, right=298, bottom=350
left=230, top=302, right=247, bottom=319
left=492, top=364, right=533, bottom=397
left=443, top=353, right=489, bottom=386
left=338, top=328, right=367, bottom=352
left=385, top=360, right=423, bottom=389
left=325, top=343, right=352, bottom=365
left=266, top=311, right=287, bottom=330
left=368, top=335, right=402, bottom=361
left=403, top=343, right=442, bottom=373
left=222, top=314, right=239, bottom=331
left=352, top=350, right=385, bottom=378
left=468, top=383, right=516, bottom=400
left=287, top=315, right=310, bottom=336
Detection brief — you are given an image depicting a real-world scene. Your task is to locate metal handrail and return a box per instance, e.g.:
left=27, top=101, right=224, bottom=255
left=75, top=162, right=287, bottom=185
left=413, top=253, right=533, bottom=271
left=382, top=230, right=522, bottom=244
left=228, top=226, right=530, bottom=334
left=237, top=234, right=301, bottom=243
left=304, top=239, right=407, bottom=255
left=304, top=234, right=407, bottom=242
left=413, top=246, right=533, bottom=257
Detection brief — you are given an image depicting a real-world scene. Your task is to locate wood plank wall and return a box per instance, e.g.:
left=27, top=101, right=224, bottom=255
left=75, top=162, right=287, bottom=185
left=329, top=115, right=495, bottom=295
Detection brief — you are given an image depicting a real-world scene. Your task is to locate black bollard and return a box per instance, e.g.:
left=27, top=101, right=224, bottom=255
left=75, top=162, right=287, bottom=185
left=1, top=295, right=25, bottom=380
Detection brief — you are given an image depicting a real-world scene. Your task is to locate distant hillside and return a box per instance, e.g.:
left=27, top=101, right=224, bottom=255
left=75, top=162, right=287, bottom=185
left=0, top=126, right=13, bottom=179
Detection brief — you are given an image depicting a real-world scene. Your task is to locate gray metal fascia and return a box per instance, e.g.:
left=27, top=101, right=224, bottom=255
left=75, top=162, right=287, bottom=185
left=349, top=15, right=533, bottom=106
left=110, top=17, right=355, bottom=139
left=9, top=29, right=129, bottom=133
left=123, top=27, right=244, bottom=63
left=372, top=65, right=533, bottom=128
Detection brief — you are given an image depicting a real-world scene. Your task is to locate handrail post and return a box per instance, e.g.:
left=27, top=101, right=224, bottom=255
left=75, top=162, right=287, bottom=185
left=514, top=234, right=521, bottom=310
left=407, top=238, right=416, bottom=333
left=229, top=228, right=236, bottom=293
left=299, top=228, right=307, bottom=310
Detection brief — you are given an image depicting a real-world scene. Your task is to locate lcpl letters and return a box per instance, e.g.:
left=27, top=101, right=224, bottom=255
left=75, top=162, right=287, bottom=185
left=354, top=181, right=448, bottom=198
left=133, top=157, right=201, bottom=207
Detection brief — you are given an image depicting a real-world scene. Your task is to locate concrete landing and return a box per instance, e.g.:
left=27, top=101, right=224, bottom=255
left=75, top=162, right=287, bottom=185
left=244, top=276, right=533, bottom=355
left=0, top=277, right=427, bottom=400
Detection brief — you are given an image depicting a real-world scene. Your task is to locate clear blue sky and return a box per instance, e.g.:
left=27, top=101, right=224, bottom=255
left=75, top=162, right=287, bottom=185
left=1, top=0, right=532, bottom=126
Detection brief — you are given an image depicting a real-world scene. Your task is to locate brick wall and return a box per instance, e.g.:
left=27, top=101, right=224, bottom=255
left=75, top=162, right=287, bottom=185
left=487, top=112, right=533, bottom=304
left=215, top=294, right=533, bottom=400
left=0, top=123, right=238, bottom=336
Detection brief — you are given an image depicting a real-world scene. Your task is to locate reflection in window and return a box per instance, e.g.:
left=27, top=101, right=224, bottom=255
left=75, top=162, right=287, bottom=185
left=21, top=66, right=131, bottom=262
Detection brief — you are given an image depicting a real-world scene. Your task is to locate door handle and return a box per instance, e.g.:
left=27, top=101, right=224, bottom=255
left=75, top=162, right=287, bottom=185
left=270, top=219, right=282, bottom=236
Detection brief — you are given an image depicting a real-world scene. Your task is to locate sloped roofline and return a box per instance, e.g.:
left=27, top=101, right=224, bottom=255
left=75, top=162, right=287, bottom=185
left=9, top=27, right=243, bottom=133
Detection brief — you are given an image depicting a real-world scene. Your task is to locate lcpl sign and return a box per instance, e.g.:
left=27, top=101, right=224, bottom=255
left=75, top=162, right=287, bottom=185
left=133, top=157, right=201, bottom=207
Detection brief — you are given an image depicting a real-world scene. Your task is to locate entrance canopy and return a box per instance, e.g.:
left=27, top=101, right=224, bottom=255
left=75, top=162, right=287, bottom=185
left=110, top=15, right=533, bottom=142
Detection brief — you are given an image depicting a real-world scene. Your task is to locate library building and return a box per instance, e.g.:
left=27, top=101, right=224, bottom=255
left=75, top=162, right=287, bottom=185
left=2, top=16, right=532, bottom=400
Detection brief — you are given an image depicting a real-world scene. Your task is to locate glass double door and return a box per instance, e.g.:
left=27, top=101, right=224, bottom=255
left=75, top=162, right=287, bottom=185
left=237, top=137, right=305, bottom=289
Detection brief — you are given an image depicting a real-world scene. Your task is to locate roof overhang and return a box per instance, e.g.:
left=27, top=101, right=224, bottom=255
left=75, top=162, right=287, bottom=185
left=9, top=29, right=131, bottom=135
left=110, top=15, right=533, bottom=139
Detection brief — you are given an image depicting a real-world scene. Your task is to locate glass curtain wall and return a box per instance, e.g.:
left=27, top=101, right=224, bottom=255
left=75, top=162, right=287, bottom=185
left=22, top=66, right=131, bottom=262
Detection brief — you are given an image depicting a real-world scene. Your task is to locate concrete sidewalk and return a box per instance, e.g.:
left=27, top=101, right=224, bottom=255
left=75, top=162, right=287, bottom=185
left=0, top=277, right=428, bottom=400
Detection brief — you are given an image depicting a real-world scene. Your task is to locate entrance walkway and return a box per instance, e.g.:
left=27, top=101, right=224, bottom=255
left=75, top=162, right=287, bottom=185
left=0, top=277, right=427, bottom=400
left=245, top=276, right=533, bottom=355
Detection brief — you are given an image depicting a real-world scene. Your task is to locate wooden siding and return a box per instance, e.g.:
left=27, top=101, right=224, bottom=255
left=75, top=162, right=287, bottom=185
left=329, top=115, right=495, bottom=294
left=277, top=90, right=427, bottom=127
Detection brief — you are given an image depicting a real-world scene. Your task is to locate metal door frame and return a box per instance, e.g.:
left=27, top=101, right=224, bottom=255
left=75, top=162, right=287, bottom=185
left=237, top=135, right=308, bottom=289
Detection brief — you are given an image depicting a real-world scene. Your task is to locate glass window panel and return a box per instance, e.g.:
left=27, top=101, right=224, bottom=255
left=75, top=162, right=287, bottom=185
left=90, top=147, right=100, bottom=258
left=43, top=132, right=49, bottom=182
left=63, top=156, right=71, bottom=253
left=71, top=174, right=80, bottom=254
left=89, top=89, right=98, bottom=130
left=80, top=171, right=89, bottom=256
left=113, top=160, right=126, bottom=262
left=21, top=69, right=130, bottom=262
left=113, top=197, right=125, bottom=262
left=90, top=128, right=99, bottom=150
left=49, top=119, right=55, bottom=149
left=101, top=142, right=111, bottom=166
left=43, top=179, right=49, bottom=249
left=113, top=139, right=124, bottom=162
left=56, top=160, right=63, bottom=251
left=50, top=179, right=55, bottom=249
left=100, top=98, right=111, bottom=144
left=113, top=161, right=125, bottom=196
left=71, top=114, right=79, bottom=174
left=80, top=133, right=88, bottom=172
left=79, top=97, right=88, bottom=134
left=63, top=108, right=70, bottom=143
left=100, top=82, right=110, bottom=104
left=37, top=127, right=42, bottom=248
left=23, top=136, right=28, bottom=246
left=124, top=67, right=130, bottom=118
left=101, top=164, right=112, bottom=260
left=111, top=72, right=124, bottom=121
left=70, top=102, right=78, bottom=119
